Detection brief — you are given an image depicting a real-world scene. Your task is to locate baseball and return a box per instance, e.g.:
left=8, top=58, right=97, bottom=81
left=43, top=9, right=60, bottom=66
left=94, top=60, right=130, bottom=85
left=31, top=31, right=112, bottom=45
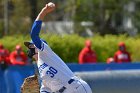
left=47, top=2, right=55, bottom=8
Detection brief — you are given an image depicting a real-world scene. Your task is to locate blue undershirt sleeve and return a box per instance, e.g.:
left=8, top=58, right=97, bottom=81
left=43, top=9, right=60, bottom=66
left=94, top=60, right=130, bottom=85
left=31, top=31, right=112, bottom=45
left=30, top=21, right=42, bottom=49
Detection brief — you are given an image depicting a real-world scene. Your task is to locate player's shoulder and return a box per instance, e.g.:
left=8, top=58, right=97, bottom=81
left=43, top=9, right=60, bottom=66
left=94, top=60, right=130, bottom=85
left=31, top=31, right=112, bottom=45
left=40, top=41, right=52, bottom=51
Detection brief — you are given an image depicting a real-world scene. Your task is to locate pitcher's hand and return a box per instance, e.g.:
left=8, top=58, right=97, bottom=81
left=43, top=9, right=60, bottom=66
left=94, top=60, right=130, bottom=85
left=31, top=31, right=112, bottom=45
left=44, top=2, right=55, bottom=14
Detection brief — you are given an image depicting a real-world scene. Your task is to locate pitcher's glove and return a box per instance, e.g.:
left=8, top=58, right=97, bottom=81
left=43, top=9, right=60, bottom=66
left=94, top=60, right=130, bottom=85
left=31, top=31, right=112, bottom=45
left=20, top=74, right=40, bottom=93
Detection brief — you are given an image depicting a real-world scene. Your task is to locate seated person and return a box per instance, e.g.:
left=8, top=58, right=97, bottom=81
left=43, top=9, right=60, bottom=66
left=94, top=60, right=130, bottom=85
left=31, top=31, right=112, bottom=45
left=0, top=43, right=10, bottom=70
left=78, top=40, right=97, bottom=64
left=9, top=45, right=28, bottom=65
left=114, top=42, right=131, bottom=63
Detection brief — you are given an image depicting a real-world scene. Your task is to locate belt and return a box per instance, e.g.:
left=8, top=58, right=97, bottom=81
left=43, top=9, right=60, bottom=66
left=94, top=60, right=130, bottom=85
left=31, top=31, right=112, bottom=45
left=58, top=79, right=75, bottom=93
left=68, top=79, right=75, bottom=84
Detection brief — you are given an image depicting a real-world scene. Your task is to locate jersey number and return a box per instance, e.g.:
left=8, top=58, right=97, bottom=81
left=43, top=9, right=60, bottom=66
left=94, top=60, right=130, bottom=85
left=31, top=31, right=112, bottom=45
left=46, top=67, right=58, bottom=78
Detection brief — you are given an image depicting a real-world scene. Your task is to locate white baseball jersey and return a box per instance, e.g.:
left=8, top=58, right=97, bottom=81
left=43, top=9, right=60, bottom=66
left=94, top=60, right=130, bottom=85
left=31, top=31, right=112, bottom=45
left=30, top=20, right=92, bottom=93
left=37, top=41, right=74, bottom=92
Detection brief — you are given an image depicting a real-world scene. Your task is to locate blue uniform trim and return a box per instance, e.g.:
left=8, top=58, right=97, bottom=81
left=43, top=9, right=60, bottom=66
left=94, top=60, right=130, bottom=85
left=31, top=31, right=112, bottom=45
left=41, top=42, right=45, bottom=51
left=79, top=80, right=88, bottom=93
left=30, top=21, right=42, bottom=49
left=41, top=90, right=50, bottom=93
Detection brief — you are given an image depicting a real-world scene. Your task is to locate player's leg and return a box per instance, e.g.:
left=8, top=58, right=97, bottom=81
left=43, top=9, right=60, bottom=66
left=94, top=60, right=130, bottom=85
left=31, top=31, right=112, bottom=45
left=74, top=79, right=92, bottom=93
left=63, top=79, right=92, bottom=93
left=40, top=84, right=52, bottom=93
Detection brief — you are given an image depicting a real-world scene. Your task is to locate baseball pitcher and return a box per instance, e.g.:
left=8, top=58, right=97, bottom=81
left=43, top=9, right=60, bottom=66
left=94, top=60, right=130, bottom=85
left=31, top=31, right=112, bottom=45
left=24, top=2, right=92, bottom=93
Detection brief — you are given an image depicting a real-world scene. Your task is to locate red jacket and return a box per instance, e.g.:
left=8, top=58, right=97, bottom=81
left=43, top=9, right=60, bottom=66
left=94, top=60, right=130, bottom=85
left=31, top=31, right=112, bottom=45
left=0, top=49, right=10, bottom=65
left=114, top=50, right=131, bottom=63
left=78, top=47, right=97, bottom=64
left=9, top=51, right=27, bottom=65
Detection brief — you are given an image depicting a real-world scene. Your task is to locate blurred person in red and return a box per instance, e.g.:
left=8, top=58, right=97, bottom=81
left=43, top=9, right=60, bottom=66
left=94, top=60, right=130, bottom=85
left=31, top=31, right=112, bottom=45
left=114, top=42, right=131, bottom=63
left=106, top=57, right=114, bottom=64
left=0, top=43, right=10, bottom=70
left=78, top=40, right=97, bottom=64
left=9, top=44, right=28, bottom=65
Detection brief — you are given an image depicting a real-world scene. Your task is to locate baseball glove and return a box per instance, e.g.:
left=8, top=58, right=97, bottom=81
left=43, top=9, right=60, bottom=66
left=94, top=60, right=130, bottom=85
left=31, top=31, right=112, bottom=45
left=20, top=74, right=40, bottom=93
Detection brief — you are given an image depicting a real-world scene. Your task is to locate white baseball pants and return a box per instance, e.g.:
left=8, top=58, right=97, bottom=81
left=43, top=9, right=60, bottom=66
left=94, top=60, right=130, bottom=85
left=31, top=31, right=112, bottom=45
left=40, top=78, right=92, bottom=93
